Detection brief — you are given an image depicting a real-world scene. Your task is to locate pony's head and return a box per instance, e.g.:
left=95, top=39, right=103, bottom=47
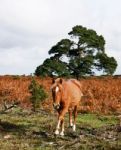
left=51, top=78, right=63, bottom=110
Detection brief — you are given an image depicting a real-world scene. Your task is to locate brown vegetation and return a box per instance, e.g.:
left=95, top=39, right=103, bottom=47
left=0, top=75, right=121, bottom=114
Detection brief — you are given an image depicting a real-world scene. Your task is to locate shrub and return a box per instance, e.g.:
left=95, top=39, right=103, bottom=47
left=29, top=77, right=48, bottom=111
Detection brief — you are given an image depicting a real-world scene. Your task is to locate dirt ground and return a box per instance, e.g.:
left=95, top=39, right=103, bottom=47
left=0, top=108, right=121, bottom=150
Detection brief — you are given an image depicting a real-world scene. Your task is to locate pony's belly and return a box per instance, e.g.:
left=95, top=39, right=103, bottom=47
left=69, top=100, right=79, bottom=108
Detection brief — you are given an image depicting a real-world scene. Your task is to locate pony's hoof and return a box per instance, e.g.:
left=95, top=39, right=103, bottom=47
left=60, top=132, right=64, bottom=136
left=54, top=130, right=59, bottom=135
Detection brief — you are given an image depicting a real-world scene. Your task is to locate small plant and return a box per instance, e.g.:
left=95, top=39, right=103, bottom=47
left=29, top=77, right=48, bottom=112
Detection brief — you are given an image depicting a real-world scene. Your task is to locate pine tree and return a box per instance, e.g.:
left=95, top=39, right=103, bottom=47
left=35, top=25, right=117, bottom=78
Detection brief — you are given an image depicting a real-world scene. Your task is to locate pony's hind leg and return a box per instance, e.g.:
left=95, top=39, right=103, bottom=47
left=73, top=106, right=77, bottom=132
left=69, top=109, right=73, bottom=127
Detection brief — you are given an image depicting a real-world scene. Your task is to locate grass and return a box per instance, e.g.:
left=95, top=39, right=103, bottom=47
left=77, top=113, right=117, bottom=128
left=0, top=107, right=120, bottom=150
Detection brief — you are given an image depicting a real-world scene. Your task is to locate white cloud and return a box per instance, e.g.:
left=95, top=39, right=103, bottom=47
left=0, top=0, right=121, bottom=75
left=0, top=47, right=49, bottom=75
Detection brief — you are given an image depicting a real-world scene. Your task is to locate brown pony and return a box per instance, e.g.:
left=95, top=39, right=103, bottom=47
left=51, top=78, right=83, bottom=136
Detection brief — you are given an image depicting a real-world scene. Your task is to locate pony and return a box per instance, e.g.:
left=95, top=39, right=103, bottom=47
left=51, top=78, right=83, bottom=136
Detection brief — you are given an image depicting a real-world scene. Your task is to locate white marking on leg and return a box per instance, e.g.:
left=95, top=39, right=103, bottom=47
left=73, top=124, right=76, bottom=131
left=55, top=120, right=60, bottom=135
left=60, top=128, right=64, bottom=136
left=70, top=119, right=73, bottom=127
left=57, top=120, right=60, bottom=129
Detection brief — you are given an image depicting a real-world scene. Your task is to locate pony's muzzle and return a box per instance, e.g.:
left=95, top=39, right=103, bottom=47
left=53, top=103, right=60, bottom=110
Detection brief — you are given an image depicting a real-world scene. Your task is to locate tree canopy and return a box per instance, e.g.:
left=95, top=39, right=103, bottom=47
left=35, top=25, right=117, bottom=78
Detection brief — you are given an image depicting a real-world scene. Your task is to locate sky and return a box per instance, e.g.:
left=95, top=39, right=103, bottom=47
left=0, top=0, right=121, bottom=75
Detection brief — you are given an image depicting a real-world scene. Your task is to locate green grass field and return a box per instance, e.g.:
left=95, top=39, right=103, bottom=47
left=0, top=107, right=121, bottom=150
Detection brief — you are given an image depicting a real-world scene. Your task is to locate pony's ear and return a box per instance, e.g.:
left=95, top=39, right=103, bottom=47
left=60, top=78, right=63, bottom=84
left=52, top=78, right=55, bottom=84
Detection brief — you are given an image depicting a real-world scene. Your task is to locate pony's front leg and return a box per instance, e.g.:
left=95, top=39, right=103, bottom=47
left=55, top=112, right=64, bottom=135
left=55, top=108, right=67, bottom=136
left=55, top=118, right=64, bottom=136
left=55, top=119, right=61, bottom=135
left=59, top=108, right=68, bottom=136
left=59, top=118, right=64, bottom=136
